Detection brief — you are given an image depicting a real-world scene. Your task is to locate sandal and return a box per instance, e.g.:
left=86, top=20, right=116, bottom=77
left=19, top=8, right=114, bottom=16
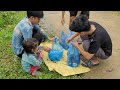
left=81, top=60, right=99, bottom=68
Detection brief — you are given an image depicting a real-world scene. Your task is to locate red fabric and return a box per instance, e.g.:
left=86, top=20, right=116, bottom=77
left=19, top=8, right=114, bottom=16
left=30, top=66, right=40, bottom=74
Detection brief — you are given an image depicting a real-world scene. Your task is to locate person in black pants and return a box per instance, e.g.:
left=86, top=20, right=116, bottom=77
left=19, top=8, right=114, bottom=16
left=66, top=15, right=112, bottom=68
left=61, top=11, right=89, bottom=27
left=61, top=11, right=90, bottom=43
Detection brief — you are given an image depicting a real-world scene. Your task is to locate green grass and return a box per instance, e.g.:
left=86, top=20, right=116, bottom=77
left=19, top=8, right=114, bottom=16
left=112, top=11, right=120, bottom=15
left=0, top=11, right=85, bottom=79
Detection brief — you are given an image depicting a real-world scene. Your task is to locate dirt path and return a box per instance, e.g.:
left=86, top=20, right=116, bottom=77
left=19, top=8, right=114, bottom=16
left=42, top=11, right=120, bottom=79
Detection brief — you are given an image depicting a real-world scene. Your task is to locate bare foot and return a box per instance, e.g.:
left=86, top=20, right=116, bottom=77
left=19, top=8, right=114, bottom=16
left=31, top=70, right=37, bottom=76
left=32, top=71, right=42, bottom=76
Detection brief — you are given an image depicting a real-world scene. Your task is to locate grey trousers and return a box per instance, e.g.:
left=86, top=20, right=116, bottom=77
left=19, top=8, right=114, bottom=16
left=80, top=35, right=109, bottom=60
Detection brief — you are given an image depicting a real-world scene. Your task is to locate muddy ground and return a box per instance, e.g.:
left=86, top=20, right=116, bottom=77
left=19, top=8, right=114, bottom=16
left=41, top=11, right=120, bottom=79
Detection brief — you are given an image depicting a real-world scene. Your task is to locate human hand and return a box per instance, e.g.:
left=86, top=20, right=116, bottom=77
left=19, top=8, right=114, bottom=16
left=36, top=50, right=43, bottom=59
left=66, top=37, right=72, bottom=43
left=48, top=37, right=54, bottom=41
left=72, top=42, right=79, bottom=48
left=39, top=51, right=43, bottom=59
left=43, top=46, right=51, bottom=52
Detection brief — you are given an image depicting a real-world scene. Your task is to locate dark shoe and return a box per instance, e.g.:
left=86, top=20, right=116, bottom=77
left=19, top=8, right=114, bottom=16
left=81, top=60, right=99, bottom=68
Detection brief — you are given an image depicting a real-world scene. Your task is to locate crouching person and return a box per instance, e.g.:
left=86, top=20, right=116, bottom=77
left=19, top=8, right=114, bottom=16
left=66, top=15, right=112, bottom=68
left=22, top=38, right=50, bottom=76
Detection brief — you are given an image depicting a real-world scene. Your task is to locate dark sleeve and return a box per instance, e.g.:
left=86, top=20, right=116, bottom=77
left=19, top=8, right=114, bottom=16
left=88, top=40, right=100, bottom=54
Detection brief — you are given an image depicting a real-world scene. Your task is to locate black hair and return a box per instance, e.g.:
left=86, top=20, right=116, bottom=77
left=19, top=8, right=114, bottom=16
left=22, top=38, right=38, bottom=54
left=70, top=15, right=91, bottom=33
left=27, top=11, right=44, bottom=18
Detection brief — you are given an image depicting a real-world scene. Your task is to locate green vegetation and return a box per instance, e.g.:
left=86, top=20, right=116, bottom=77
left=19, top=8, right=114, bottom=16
left=0, top=11, right=84, bottom=79
left=113, top=11, right=120, bottom=15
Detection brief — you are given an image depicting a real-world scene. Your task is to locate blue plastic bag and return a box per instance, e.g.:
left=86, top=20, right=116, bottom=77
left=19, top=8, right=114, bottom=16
left=60, top=31, right=74, bottom=50
left=67, top=43, right=80, bottom=67
left=48, top=36, right=64, bottom=61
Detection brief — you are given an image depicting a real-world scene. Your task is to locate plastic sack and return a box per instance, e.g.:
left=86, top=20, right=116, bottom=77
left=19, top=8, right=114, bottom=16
left=48, top=36, right=64, bottom=61
left=67, top=43, right=80, bottom=67
left=60, top=31, right=74, bottom=50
